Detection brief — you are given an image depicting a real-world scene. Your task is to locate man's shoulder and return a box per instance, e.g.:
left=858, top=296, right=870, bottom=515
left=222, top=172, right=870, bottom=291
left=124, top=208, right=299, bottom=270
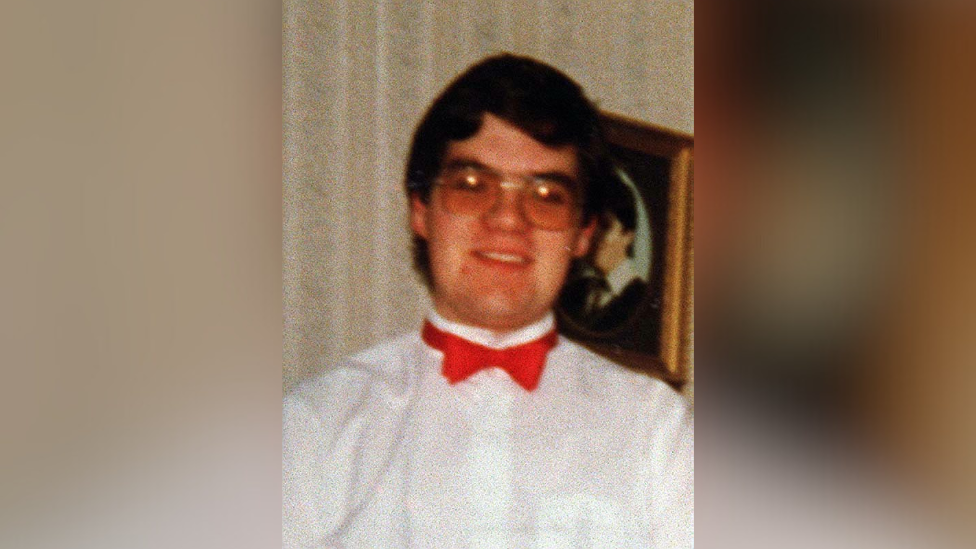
left=286, top=332, right=422, bottom=409
left=551, top=337, right=689, bottom=415
left=550, top=338, right=692, bottom=474
left=348, top=331, right=422, bottom=367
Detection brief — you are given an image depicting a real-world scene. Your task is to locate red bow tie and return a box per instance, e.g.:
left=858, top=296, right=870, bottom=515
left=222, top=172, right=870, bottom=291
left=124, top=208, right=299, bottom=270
left=421, top=320, right=558, bottom=391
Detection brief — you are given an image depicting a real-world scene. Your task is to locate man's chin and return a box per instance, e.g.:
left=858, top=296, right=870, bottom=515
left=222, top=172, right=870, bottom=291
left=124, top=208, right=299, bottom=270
left=433, top=284, right=553, bottom=330
left=471, top=300, right=549, bottom=332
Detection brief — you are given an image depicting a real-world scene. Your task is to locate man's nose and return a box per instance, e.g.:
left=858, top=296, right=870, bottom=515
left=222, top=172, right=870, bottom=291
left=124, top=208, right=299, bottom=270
left=483, top=182, right=531, bottom=231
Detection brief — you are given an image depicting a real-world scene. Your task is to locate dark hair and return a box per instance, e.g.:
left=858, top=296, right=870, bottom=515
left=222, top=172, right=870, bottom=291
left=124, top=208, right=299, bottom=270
left=406, top=53, right=613, bottom=287
left=602, top=172, right=637, bottom=233
left=598, top=172, right=638, bottom=258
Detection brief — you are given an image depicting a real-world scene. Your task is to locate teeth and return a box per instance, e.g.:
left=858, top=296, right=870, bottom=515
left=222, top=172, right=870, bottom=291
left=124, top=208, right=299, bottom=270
left=479, top=251, right=528, bottom=264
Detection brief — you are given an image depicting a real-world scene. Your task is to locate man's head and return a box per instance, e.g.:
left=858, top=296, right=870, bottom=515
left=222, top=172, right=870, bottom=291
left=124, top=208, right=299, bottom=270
left=592, top=175, right=638, bottom=275
left=405, top=54, right=612, bottom=330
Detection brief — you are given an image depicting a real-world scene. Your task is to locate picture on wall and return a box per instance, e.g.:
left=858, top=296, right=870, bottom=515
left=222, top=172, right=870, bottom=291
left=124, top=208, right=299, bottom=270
left=556, top=112, right=693, bottom=387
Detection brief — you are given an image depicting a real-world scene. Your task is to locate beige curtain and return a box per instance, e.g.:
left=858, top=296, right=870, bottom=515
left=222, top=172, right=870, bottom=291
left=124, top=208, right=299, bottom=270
left=283, top=0, right=694, bottom=391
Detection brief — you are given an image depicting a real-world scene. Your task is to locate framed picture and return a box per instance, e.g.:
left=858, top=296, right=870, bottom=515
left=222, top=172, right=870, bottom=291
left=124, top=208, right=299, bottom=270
left=556, top=112, right=693, bottom=388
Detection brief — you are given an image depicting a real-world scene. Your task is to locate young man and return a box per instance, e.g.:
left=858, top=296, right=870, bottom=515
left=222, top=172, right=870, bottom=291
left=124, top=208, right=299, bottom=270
left=284, top=54, right=693, bottom=548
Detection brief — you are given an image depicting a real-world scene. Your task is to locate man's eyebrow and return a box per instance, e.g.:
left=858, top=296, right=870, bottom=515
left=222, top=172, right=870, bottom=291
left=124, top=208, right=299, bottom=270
left=531, top=171, right=579, bottom=188
left=442, top=158, right=579, bottom=187
left=440, top=158, right=486, bottom=171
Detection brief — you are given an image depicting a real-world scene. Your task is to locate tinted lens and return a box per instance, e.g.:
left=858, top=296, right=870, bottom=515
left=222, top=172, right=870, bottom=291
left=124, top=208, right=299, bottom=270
left=525, top=179, right=575, bottom=229
left=437, top=168, right=577, bottom=230
left=439, top=169, right=496, bottom=216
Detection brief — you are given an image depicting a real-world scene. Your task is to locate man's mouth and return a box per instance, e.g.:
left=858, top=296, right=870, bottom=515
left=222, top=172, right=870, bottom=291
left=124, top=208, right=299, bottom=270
left=474, top=251, right=531, bottom=265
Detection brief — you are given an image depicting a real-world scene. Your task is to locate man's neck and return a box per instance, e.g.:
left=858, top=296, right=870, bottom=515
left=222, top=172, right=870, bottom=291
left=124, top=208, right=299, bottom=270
left=427, top=309, right=555, bottom=349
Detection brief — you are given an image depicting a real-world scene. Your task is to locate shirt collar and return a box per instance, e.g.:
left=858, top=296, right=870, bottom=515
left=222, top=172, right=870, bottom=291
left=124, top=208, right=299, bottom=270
left=606, top=258, right=640, bottom=296
left=426, top=310, right=556, bottom=350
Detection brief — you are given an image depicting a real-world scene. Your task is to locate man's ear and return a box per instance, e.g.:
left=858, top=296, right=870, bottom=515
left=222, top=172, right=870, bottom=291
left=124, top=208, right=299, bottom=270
left=410, top=193, right=429, bottom=239
left=572, top=217, right=597, bottom=258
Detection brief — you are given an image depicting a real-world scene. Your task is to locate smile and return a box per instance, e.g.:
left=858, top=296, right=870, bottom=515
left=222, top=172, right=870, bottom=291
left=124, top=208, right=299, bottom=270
left=474, top=251, right=531, bottom=265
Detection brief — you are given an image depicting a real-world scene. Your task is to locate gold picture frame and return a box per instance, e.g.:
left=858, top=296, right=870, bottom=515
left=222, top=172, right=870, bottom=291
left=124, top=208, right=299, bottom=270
left=556, top=112, right=694, bottom=388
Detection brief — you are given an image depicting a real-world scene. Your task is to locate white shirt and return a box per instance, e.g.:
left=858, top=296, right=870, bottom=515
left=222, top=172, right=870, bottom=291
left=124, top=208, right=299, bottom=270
left=283, top=312, right=693, bottom=548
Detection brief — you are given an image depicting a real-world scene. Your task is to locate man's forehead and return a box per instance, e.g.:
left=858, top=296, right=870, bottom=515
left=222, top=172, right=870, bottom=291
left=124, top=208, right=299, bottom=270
left=442, top=114, right=579, bottom=177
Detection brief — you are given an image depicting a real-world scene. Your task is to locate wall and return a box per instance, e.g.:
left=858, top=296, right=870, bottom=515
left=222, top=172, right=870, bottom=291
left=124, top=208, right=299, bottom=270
left=283, top=0, right=694, bottom=390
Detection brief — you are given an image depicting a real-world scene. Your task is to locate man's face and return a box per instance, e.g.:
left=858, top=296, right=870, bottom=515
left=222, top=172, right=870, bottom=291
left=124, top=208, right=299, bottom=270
left=593, top=215, right=636, bottom=276
left=411, top=114, right=595, bottom=331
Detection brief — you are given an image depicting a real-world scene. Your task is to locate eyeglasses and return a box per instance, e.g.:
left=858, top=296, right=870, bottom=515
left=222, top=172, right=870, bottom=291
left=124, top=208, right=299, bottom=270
left=433, top=165, right=581, bottom=230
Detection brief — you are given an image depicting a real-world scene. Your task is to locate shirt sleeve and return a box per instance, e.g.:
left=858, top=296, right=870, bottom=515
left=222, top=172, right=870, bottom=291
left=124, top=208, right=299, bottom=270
left=283, top=393, right=351, bottom=549
left=282, top=363, right=415, bottom=549
left=655, top=412, right=694, bottom=548
left=643, top=388, right=695, bottom=548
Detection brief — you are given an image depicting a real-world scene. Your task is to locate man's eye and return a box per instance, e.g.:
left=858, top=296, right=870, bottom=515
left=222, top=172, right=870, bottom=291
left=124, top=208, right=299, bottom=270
left=449, top=173, right=487, bottom=192
left=534, top=183, right=571, bottom=205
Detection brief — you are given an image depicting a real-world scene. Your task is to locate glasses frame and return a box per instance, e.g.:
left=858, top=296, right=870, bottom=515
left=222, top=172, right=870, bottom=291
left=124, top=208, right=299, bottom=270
left=432, top=163, right=583, bottom=231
